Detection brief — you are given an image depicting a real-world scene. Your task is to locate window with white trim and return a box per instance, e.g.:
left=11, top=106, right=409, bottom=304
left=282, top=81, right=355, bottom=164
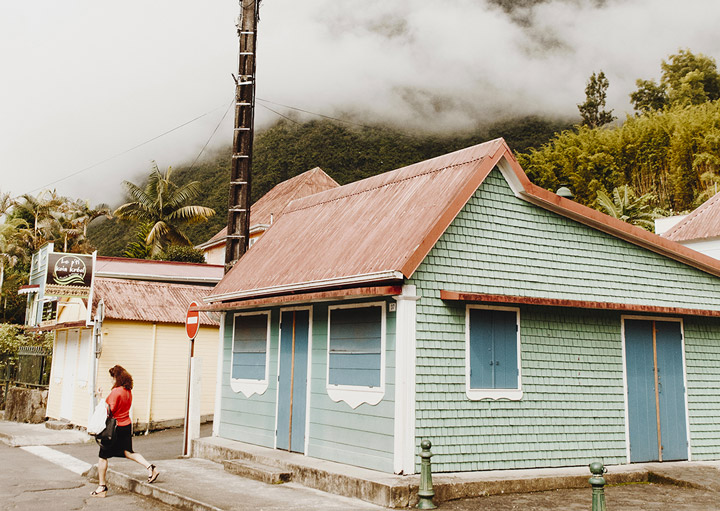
left=326, top=303, right=386, bottom=408
left=466, top=306, right=522, bottom=400
left=230, top=311, right=271, bottom=397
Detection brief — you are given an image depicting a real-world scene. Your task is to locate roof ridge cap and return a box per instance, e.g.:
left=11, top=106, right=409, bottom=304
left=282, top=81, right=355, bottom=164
left=285, top=156, right=487, bottom=215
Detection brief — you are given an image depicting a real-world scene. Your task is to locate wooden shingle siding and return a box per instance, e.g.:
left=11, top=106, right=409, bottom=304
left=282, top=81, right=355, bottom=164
left=683, top=318, right=720, bottom=459
left=409, top=167, right=720, bottom=472
left=306, top=302, right=395, bottom=473
left=218, top=312, right=278, bottom=448
left=427, top=169, right=720, bottom=310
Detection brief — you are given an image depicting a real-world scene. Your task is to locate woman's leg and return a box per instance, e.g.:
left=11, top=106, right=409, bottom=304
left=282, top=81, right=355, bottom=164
left=124, top=451, right=158, bottom=480
left=98, top=458, right=108, bottom=485
left=92, top=457, right=109, bottom=495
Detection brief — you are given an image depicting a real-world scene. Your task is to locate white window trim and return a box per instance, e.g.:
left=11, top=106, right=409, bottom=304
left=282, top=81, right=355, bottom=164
left=465, top=304, right=523, bottom=401
left=326, top=301, right=386, bottom=409
left=230, top=310, right=271, bottom=397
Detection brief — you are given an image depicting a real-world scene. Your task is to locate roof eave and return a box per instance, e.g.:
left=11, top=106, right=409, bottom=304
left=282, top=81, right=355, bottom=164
left=205, top=270, right=405, bottom=303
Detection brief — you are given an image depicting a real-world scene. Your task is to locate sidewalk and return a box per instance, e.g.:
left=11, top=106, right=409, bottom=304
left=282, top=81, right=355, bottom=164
left=0, top=419, right=91, bottom=447
left=3, top=419, right=720, bottom=510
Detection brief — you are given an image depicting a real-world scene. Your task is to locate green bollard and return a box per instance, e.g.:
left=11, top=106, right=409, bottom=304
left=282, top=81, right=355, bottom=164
left=589, top=461, right=607, bottom=511
left=416, top=440, right=437, bottom=509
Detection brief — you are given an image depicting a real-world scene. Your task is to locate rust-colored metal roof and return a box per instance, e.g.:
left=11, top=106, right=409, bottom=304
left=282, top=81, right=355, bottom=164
left=663, top=191, right=720, bottom=242
left=93, top=277, right=217, bottom=325
left=209, top=140, right=507, bottom=301
left=208, top=137, right=720, bottom=304
left=95, top=257, right=223, bottom=284
left=201, top=167, right=339, bottom=248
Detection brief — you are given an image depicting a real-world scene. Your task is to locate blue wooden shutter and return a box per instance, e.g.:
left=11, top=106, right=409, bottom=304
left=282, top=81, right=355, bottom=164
left=469, top=309, right=518, bottom=389
left=329, top=306, right=382, bottom=387
left=232, top=314, right=268, bottom=380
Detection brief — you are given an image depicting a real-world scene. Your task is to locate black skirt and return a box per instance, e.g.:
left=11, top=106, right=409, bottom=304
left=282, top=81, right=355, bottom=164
left=98, top=424, right=134, bottom=459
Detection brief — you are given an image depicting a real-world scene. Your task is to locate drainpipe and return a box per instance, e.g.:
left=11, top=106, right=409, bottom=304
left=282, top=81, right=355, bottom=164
left=89, top=300, right=104, bottom=426
left=145, top=323, right=158, bottom=435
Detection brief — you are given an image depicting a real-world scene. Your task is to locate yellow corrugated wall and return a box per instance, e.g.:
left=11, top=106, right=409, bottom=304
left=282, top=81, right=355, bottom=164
left=97, top=320, right=218, bottom=426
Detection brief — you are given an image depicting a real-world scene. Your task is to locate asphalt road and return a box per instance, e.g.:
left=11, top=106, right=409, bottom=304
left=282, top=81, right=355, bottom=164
left=15, top=424, right=720, bottom=510
left=0, top=442, right=177, bottom=511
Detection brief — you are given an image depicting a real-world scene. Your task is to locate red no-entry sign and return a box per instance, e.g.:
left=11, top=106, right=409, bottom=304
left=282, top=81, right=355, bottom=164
left=185, top=301, right=200, bottom=340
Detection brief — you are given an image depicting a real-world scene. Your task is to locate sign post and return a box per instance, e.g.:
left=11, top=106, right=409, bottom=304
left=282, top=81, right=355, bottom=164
left=183, top=302, right=201, bottom=456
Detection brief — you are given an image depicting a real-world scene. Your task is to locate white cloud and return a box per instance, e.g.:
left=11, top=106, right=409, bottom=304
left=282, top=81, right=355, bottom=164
left=1, top=0, right=719, bottom=204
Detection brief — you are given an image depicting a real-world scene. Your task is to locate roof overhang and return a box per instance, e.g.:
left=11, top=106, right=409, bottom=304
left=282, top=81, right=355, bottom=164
left=441, top=290, right=720, bottom=318
left=95, top=271, right=221, bottom=285
left=25, top=320, right=89, bottom=332
left=195, top=285, right=404, bottom=312
left=206, top=270, right=404, bottom=303
left=18, top=285, right=40, bottom=295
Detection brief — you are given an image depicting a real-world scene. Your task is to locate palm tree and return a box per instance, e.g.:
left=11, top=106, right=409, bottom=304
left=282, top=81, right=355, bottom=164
left=114, top=162, right=215, bottom=255
left=0, top=217, right=28, bottom=308
left=595, top=185, right=657, bottom=230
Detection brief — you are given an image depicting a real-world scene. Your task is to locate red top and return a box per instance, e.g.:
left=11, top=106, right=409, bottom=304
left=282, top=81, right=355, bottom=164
left=106, top=386, right=132, bottom=427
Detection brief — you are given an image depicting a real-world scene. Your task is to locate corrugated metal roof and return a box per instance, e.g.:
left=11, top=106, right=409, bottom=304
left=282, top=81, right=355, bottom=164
left=94, top=277, right=218, bottom=325
left=201, top=167, right=339, bottom=247
left=208, top=138, right=720, bottom=304
left=95, top=257, right=223, bottom=284
left=209, top=140, right=505, bottom=301
left=663, top=191, right=720, bottom=242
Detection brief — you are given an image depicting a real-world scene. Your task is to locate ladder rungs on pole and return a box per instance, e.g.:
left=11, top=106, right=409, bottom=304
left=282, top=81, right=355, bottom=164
left=239, top=31, right=254, bottom=35
left=230, top=181, right=247, bottom=185
left=232, top=154, right=250, bottom=159
left=239, top=52, right=254, bottom=55
left=236, top=81, right=253, bottom=86
left=236, top=102, right=252, bottom=106
left=229, top=208, right=247, bottom=212
left=234, top=127, right=251, bottom=131
left=226, top=234, right=246, bottom=239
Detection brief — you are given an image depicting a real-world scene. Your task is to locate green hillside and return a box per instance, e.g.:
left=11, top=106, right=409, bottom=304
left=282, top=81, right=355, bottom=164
left=88, top=115, right=571, bottom=255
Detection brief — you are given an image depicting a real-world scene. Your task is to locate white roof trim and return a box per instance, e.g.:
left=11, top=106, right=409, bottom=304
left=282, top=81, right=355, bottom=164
left=205, top=270, right=405, bottom=303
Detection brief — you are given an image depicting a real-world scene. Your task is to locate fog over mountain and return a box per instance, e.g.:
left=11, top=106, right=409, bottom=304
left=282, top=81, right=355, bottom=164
left=2, top=0, right=719, bottom=204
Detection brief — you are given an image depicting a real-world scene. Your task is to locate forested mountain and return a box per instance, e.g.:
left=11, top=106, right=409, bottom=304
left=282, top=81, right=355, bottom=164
left=519, top=101, right=720, bottom=211
left=88, top=115, right=571, bottom=256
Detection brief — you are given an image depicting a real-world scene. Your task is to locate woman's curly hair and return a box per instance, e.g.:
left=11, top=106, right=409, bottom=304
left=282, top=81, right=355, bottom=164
left=109, top=365, right=133, bottom=390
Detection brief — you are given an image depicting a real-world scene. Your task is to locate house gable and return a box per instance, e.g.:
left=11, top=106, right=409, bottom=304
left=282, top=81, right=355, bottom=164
left=409, top=166, right=720, bottom=471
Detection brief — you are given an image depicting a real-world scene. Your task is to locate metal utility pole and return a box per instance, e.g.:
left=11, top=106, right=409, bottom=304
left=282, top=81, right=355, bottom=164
left=225, top=0, right=260, bottom=272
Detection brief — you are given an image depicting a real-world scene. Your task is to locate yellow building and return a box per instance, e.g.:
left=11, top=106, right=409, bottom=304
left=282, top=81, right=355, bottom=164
left=27, top=252, right=223, bottom=432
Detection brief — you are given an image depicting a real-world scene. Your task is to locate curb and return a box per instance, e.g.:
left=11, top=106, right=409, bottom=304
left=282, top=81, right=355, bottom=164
left=86, top=465, right=223, bottom=511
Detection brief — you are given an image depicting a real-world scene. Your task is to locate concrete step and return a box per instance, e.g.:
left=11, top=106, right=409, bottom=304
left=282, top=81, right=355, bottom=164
left=45, top=419, right=73, bottom=430
left=222, top=458, right=292, bottom=484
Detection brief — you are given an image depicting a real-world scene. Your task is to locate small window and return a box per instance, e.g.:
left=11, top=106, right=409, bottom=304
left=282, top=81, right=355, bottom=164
left=326, top=303, right=386, bottom=408
left=230, top=311, right=271, bottom=397
left=466, top=306, right=522, bottom=400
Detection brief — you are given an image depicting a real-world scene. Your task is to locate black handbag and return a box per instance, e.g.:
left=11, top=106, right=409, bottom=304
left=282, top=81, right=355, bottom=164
left=95, top=408, right=117, bottom=448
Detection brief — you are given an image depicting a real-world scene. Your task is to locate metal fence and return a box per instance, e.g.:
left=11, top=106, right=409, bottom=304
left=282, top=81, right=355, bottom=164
left=0, top=347, right=51, bottom=410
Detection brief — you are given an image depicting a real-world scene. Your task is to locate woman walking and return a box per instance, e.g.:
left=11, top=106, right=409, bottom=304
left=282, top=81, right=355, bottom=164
left=92, top=365, right=160, bottom=497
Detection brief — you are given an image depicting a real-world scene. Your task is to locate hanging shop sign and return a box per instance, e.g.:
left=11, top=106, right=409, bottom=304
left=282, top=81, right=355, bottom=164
left=45, top=253, right=94, bottom=298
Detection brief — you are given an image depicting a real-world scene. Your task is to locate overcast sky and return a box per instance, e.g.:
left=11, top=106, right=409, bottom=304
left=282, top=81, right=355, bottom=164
left=2, top=0, right=719, bottom=206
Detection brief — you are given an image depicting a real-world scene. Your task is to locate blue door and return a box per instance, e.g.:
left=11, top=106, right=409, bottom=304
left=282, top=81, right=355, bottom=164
left=276, top=309, right=309, bottom=453
left=625, top=319, right=687, bottom=462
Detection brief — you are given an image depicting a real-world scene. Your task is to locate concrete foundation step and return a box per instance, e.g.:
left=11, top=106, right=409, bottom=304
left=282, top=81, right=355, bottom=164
left=223, top=458, right=293, bottom=484
left=45, top=419, right=73, bottom=430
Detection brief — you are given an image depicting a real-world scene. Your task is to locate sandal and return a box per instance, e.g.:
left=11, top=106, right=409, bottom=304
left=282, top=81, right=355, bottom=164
left=91, top=484, right=108, bottom=498
left=147, top=464, right=159, bottom=483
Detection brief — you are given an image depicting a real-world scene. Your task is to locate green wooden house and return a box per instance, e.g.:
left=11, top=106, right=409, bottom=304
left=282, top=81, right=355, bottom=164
left=202, top=139, right=720, bottom=474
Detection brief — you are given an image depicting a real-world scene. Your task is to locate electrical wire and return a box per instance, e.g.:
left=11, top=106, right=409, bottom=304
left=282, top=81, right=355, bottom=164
left=257, top=102, right=301, bottom=124
left=27, top=103, right=230, bottom=194
left=256, top=97, right=376, bottom=130
left=186, top=98, right=235, bottom=172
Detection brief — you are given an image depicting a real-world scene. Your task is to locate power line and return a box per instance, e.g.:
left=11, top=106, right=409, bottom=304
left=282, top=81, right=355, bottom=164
left=27, top=102, right=230, bottom=194
left=256, top=97, right=375, bottom=130
left=257, top=102, right=301, bottom=124
left=186, top=99, right=235, bottom=172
